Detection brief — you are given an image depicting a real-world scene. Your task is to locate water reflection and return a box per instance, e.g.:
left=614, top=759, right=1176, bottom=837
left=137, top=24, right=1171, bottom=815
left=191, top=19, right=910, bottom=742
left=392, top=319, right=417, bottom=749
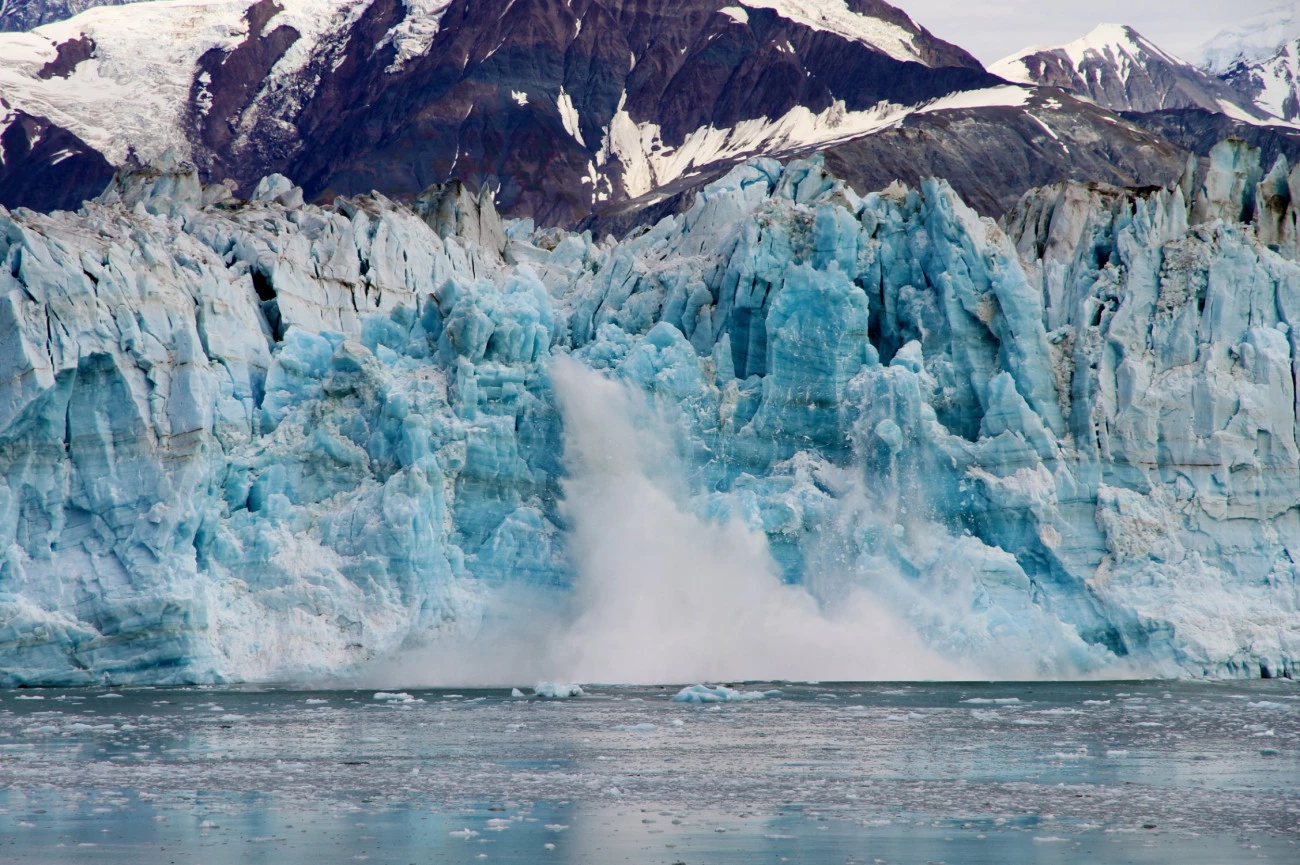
left=0, top=681, right=1295, bottom=863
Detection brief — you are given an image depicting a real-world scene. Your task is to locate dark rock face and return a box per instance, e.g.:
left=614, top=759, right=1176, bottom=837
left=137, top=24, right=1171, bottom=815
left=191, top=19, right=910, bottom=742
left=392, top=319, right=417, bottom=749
left=0, top=109, right=114, bottom=212
left=186, top=0, right=1002, bottom=225
left=582, top=90, right=1192, bottom=236
left=818, top=93, right=1190, bottom=217
left=1123, top=108, right=1300, bottom=173
left=36, top=34, right=94, bottom=78
left=131, top=0, right=993, bottom=223
left=0, top=0, right=139, bottom=32
left=189, top=0, right=301, bottom=183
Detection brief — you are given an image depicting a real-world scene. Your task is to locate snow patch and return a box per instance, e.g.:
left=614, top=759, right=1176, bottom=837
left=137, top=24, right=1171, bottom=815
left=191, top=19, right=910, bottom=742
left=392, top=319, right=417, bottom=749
left=557, top=87, right=584, bottom=146
left=718, top=6, right=748, bottom=26
left=743, top=0, right=924, bottom=65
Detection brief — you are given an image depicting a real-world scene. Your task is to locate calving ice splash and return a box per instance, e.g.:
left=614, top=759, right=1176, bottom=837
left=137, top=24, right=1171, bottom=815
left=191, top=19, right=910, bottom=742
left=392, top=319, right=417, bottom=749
left=2, top=144, right=1299, bottom=686
left=388, top=355, right=966, bottom=686
left=547, top=355, right=955, bottom=684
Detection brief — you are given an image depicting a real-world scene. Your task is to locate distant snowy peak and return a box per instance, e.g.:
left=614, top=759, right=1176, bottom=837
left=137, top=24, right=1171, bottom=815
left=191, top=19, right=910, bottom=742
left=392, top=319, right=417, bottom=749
left=991, top=23, right=1271, bottom=121
left=1215, top=38, right=1300, bottom=124
left=1200, top=2, right=1300, bottom=73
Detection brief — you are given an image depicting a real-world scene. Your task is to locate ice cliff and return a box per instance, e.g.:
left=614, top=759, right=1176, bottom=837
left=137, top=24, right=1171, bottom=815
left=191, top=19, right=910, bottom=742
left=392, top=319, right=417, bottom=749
left=1, top=142, right=1299, bottom=684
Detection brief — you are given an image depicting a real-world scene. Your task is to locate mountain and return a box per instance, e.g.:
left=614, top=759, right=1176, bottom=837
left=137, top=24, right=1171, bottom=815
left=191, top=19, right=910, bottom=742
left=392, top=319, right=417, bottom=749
left=1215, top=39, right=1300, bottom=122
left=0, top=0, right=1014, bottom=224
left=590, top=86, right=1189, bottom=234
left=990, top=23, right=1272, bottom=121
left=1, top=146, right=1298, bottom=684
left=0, top=0, right=1199, bottom=226
left=1203, top=4, right=1300, bottom=125
left=1200, top=2, right=1299, bottom=74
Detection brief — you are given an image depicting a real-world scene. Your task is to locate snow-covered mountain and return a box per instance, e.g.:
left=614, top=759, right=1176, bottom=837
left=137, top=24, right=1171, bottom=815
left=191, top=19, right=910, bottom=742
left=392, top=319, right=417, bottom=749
left=1216, top=39, right=1300, bottom=122
left=990, top=23, right=1272, bottom=122
left=0, top=0, right=1017, bottom=224
left=1201, top=5, right=1300, bottom=125
left=1201, top=2, right=1299, bottom=74
left=0, top=0, right=1199, bottom=226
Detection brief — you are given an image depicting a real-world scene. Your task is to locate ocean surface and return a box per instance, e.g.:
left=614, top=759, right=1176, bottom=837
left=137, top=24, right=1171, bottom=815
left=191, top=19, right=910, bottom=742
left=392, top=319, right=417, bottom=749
left=0, top=681, right=1296, bottom=864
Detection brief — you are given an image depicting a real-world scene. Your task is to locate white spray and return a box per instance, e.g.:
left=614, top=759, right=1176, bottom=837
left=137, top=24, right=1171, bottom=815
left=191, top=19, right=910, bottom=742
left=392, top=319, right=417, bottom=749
left=366, top=357, right=965, bottom=686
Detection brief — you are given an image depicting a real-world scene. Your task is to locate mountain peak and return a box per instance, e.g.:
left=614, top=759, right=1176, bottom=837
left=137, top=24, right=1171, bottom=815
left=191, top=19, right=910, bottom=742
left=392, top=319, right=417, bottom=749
left=1200, top=2, right=1300, bottom=73
left=990, top=23, right=1267, bottom=120
left=1199, top=4, right=1300, bottom=124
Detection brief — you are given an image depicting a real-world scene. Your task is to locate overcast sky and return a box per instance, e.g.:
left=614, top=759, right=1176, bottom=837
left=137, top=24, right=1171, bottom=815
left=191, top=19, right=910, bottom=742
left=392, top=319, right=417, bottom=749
left=898, top=0, right=1282, bottom=64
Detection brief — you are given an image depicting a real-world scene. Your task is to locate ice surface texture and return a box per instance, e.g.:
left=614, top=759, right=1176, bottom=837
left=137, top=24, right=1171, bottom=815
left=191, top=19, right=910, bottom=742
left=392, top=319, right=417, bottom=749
left=1, top=144, right=1298, bottom=684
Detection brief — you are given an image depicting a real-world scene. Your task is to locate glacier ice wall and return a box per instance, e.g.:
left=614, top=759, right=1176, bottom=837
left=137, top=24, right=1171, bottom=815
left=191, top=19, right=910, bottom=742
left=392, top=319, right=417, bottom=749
left=1, top=146, right=1299, bottom=684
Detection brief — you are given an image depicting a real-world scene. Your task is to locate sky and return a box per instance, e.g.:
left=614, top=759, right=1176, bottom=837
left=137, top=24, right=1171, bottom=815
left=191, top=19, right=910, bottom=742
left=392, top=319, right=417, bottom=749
left=896, top=0, right=1285, bottom=64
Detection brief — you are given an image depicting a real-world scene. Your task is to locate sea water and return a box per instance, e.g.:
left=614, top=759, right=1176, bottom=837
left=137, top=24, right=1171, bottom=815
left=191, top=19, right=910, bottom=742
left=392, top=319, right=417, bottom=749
left=0, top=681, right=1295, bottom=864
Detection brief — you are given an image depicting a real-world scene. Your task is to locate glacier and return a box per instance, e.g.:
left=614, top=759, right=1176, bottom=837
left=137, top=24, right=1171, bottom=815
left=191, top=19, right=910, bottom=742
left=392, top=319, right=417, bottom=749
left=1, top=142, right=1299, bottom=685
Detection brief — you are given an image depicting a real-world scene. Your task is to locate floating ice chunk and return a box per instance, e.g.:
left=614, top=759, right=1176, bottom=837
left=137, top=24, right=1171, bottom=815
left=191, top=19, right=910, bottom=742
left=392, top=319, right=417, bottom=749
left=614, top=723, right=657, bottom=732
left=961, top=697, right=1021, bottom=704
left=670, top=684, right=772, bottom=703
left=96, top=693, right=123, bottom=699
left=373, top=692, right=421, bottom=703
left=510, top=688, right=526, bottom=698
left=14, top=694, right=44, bottom=700
left=449, top=828, right=479, bottom=838
left=544, top=824, right=569, bottom=831
left=305, top=699, right=328, bottom=705
left=534, top=683, right=585, bottom=699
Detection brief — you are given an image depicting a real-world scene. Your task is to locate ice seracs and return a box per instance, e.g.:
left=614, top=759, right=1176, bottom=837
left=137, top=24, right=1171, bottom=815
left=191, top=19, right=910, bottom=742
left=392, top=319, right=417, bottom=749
left=1, top=145, right=1299, bottom=686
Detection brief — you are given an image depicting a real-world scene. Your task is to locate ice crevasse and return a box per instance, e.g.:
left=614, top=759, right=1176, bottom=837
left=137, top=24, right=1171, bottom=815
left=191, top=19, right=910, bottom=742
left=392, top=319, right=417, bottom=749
left=1, top=142, right=1299, bottom=684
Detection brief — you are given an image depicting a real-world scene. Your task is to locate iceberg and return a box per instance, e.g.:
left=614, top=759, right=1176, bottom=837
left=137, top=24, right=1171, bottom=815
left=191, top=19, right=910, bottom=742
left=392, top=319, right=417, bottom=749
left=1, top=144, right=1298, bottom=685
left=671, top=684, right=774, bottom=703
